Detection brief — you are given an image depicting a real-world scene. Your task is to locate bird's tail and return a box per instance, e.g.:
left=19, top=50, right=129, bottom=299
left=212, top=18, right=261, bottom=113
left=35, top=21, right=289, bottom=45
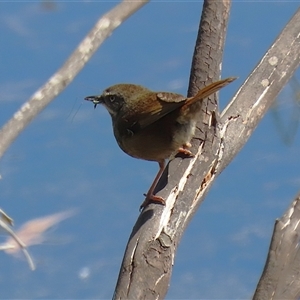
left=184, top=77, right=236, bottom=107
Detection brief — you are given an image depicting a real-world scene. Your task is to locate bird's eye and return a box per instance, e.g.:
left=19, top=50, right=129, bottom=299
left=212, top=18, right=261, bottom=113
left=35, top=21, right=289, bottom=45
left=103, top=93, right=123, bottom=114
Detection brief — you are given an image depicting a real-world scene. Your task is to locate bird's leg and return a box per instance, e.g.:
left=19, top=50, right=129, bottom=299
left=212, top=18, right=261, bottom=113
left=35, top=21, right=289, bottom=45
left=140, top=143, right=194, bottom=210
left=140, top=160, right=166, bottom=209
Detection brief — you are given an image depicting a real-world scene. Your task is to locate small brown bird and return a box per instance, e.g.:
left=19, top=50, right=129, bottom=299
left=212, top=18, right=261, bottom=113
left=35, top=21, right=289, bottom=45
left=85, top=77, right=235, bottom=208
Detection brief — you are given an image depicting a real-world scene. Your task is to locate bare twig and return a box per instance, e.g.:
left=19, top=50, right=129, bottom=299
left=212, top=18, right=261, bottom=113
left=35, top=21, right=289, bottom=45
left=0, top=0, right=148, bottom=160
left=0, top=209, right=77, bottom=271
left=1, top=209, right=76, bottom=253
left=0, top=209, right=35, bottom=270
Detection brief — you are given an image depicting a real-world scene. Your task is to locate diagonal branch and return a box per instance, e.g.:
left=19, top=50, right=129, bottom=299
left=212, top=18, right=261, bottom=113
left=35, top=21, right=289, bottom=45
left=0, top=0, right=148, bottom=160
left=220, top=7, right=300, bottom=171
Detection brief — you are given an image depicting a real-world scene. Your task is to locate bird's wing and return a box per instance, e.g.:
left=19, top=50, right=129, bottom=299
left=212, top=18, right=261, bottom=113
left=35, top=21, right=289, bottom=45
left=126, top=92, right=186, bottom=133
left=125, top=77, right=236, bottom=133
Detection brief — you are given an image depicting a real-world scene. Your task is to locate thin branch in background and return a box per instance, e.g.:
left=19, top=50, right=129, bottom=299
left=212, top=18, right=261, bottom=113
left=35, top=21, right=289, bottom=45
left=0, top=0, right=148, bottom=160
left=0, top=209, right=35, bottom=270
left=0, top=209, right=77, bottom=270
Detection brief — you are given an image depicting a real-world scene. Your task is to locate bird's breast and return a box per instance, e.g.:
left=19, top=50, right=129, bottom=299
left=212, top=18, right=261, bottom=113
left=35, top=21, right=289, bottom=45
left=113, top=113, right=197, bottom=162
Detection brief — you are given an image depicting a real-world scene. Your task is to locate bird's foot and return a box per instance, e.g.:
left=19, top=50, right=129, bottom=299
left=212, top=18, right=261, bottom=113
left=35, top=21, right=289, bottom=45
left=140, top=194, right=165, bottom=210
left=176, top=146, right=194, bottom=158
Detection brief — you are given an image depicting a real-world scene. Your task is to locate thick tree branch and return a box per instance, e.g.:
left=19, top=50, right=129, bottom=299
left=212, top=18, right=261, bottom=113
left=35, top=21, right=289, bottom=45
left=0, top=0, right=148, bottom=160
left=253, top=192, right=300, bottom=300
left=113, top=0, right=231, bottom=298
left=188, top=0, right=230, bottom=96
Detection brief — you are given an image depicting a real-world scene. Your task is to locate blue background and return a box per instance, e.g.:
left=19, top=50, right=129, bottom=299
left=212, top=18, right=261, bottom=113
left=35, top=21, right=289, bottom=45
left=0, top=1, right=300, bottom=298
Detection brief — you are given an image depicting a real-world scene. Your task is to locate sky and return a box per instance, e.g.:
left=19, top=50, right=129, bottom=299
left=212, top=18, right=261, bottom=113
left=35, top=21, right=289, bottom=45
left=0, top=1, right=300, bottom=299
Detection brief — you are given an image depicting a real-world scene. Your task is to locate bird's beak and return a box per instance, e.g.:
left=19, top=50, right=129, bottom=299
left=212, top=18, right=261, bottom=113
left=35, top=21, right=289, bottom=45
left=84, top=95, right=103, bottom=109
